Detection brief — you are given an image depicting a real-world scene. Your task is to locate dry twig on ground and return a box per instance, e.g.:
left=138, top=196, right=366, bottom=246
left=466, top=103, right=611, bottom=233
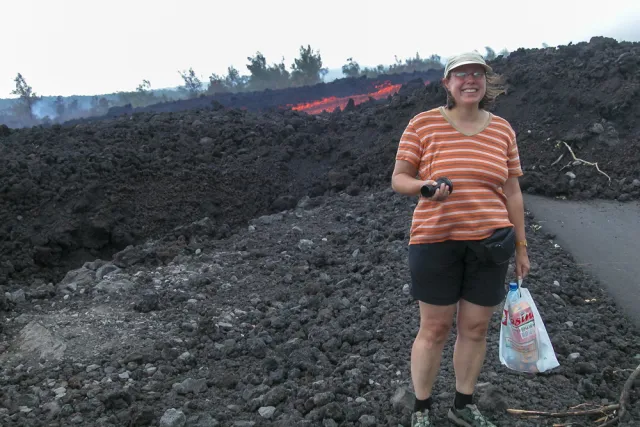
left=558, top=140, right=612, bottom=183
left=507, top=404, right=619, bottom=418
left=597, top=362, right=640, bottom=426
left=507, top=362, right=639, bottom=426
left=550, top=153, right=565, bottom=167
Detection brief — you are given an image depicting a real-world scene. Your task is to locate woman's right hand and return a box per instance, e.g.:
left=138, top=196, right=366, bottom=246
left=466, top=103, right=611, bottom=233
left=423, top=180, right=451, bottom=202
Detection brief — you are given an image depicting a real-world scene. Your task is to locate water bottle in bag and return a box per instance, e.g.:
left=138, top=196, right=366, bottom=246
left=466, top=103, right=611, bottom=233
left=499, top=281, right=560, bottom=373
left=502, top=282, right=539, bottom=373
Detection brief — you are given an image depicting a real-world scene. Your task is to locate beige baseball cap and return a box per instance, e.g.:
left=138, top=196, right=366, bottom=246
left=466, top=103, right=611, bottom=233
left=444, top=51, right=493, bottom=77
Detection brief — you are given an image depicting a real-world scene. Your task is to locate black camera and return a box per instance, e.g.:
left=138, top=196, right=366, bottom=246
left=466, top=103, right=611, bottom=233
left=420, top=177, right=454, bottom=198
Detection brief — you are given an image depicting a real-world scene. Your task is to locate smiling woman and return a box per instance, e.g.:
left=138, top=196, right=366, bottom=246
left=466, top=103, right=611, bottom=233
left=442, top=55, right=505, bottom=111
left=391, top=51, right=529, bottom=427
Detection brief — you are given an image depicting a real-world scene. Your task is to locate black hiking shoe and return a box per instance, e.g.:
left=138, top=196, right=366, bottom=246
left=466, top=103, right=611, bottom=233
left=447, top=404, right=497, bottom=426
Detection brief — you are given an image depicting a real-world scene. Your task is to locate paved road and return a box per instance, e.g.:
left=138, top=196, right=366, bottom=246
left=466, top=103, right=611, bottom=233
left=523, top=194, right=640, bottom=326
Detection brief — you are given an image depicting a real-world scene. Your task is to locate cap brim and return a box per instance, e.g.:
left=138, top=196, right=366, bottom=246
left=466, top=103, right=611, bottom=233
left=445, top=60, right=493, bottom=75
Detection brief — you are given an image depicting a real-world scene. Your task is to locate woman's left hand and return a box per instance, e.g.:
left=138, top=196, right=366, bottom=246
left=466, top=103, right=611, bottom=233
left=516, top=249, right=530, bottom=281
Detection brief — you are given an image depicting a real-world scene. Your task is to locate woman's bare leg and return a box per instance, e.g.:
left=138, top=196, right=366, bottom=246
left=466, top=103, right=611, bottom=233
left=411, top=301, right=457, bottom=399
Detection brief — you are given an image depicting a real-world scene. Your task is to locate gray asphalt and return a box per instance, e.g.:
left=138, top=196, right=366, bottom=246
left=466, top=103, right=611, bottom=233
left=523, top=194, right=640, bottom=327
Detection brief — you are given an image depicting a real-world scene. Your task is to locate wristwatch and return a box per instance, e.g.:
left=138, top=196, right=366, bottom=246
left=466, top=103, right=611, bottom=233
left=516, top=240, right=528, bottom=248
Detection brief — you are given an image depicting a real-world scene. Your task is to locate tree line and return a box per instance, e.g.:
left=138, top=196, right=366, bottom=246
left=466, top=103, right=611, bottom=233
left=182, top=46, right=448, bottom=97
left=3, top=45, right=516, bottom=127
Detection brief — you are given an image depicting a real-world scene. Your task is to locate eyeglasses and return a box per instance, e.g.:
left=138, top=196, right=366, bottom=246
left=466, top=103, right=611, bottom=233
left=451, top=71, right=486, bottom=79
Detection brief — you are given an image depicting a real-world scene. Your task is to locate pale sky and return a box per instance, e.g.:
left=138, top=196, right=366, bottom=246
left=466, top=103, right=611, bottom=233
left=3, top=0, right=640, bottom=98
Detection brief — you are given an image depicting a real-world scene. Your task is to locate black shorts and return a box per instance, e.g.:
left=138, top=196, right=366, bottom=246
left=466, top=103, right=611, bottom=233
left=408, top=240, right=509, bottom=307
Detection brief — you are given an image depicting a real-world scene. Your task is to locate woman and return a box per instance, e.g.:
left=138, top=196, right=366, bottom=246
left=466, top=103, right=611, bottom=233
left=391, top=51, right=530, bottom=427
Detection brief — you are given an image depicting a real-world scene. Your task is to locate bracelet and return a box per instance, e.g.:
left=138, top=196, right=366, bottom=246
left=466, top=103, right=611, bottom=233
left=516, top=240, right=528, bottom=247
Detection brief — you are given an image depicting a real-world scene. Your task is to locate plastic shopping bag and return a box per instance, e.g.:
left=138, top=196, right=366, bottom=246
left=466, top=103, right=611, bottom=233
left=499, top=282, right=560, bottom=373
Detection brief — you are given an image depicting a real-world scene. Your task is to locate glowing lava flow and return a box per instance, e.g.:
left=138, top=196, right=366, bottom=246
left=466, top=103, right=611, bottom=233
left=288, top=81, right=425, bottom=115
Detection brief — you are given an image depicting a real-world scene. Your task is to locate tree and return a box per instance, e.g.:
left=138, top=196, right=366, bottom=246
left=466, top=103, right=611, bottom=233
left=484, top=47, right=496, bottom=61
left=342, top=57, right=361, bottom=78
left=208, top=73, right=227, bottom=94
left=224, top=66, right=248, bottom=91
left=246, top=52, right=269, bottom=84
left=90, top=96, right=110, bottom=115
left=428, top=54, right=442, bottom=64
left=68, top=99, right=79, bottom=116
left=11, top=73, right=40, bottom=120
left=499, top=48, right=510, bottom=57
left=179, top=68, right=203, bottom=97
left=54, top=96, right=66, bottom=118
left=246, top=52, right=290, bottom=91
left=118, top=79, right=156, bottom=107
left=290, top=45, right=328, bottom=86
left=136, top=79, right=151, bottom=93
left=388, top=52, right=443, bottom=74
left=359, top=64, right=387, bottom=78
left=208, top=66, right=249, bottom=94
left=268, top=59, right=291, bottom=89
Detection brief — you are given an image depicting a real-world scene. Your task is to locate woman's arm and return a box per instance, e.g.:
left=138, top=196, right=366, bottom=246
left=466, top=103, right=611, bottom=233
left=503, top=176, right=530, bottom=279
left=391, top=160, right=450, bottom=201
left=503, top=176, right=526, bottom=243
left=391, top=160, right=423, bottom=196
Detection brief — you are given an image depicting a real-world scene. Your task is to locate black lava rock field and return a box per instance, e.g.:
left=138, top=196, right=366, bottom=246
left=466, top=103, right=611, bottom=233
left=0, top=36, right=639, bottom=426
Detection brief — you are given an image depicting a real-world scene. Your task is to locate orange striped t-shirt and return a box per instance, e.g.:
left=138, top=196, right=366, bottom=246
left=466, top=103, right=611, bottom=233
left=396, top=106, right=523, bottom=245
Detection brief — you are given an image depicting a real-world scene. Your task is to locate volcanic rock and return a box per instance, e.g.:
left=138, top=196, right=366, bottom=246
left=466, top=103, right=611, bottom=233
left=0, top=37, right=639, bottom=427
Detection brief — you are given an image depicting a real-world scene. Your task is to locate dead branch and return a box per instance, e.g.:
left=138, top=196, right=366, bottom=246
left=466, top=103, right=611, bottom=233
left=507, top=404, right=619, bottom=418
left=559, top=140, right=611, bottom=183
left=595, top=413, right=616, bottom=424
left=559, top=161, right=572, bottom=172
left=550, top=153, right=565, bottom=167
left=569, top=403, right=592, bottom=410
left=509, top=363, right=639, bottom=425
left=612, top=369, right=635, bottom=374
left=598, top=362, right=640, bottom=427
